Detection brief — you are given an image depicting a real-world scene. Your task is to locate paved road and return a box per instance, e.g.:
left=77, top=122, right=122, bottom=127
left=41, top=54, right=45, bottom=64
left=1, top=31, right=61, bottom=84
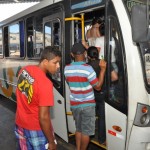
left=0, top=95, right=104, bottom=150
left=0, top=95, right=16, bottom=149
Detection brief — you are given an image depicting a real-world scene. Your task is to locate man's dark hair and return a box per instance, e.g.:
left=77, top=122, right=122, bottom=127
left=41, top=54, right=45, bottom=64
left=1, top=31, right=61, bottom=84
left=92, top=17, right=102, bottom=25
left=40, top=46, right=61, bottom=62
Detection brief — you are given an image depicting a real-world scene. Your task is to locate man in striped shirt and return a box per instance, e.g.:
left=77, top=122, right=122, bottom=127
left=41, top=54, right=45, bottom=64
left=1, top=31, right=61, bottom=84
left=64, top=43, right=106, bottom=150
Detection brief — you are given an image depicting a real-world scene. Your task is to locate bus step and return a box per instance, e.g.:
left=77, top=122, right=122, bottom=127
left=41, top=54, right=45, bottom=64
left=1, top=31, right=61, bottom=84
left=90, top=140, right=107, bottom=149
left=66, top=111, right=72, bottom=115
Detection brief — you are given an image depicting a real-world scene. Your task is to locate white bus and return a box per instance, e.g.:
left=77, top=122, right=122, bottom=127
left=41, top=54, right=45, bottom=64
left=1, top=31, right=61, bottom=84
left=0, top=0, right=150, bottom=149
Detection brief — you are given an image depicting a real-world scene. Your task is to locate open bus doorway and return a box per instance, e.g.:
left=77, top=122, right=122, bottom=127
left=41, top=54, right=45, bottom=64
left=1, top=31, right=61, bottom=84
left=70, top=8, right=107, bottom=148
left=69, top=5, right=127, bottom=148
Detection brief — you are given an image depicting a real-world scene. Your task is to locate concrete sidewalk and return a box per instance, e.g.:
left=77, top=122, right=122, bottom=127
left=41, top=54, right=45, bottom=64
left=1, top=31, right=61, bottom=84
left=0, top=95, right=104, bottom=150
left=0, top=96, right=16, bottom=149
left=0, top=95, right=75, bottom=150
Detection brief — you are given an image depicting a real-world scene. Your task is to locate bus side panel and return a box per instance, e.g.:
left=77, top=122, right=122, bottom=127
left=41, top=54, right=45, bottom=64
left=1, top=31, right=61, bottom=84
left=0, top=60, right=37, bottom=102
left=105, top=104, right=126, bottom=150
left=112, top=0, right=150, bottom=149
left=65, top=82, right=76, bottom=134
left=128, top=125, right=150, bottom=150
left=105, top=0, right=128, bottom=149
left=52, top=88, right=68, bottom=142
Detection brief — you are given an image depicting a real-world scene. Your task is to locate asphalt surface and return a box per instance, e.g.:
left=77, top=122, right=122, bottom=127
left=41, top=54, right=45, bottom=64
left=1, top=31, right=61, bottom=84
left=0, top=95, right=104, bottom=150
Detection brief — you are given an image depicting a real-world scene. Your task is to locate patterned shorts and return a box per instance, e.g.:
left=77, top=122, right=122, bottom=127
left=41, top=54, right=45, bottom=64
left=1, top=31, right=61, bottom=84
left=15, top=125, right=48, bottom=150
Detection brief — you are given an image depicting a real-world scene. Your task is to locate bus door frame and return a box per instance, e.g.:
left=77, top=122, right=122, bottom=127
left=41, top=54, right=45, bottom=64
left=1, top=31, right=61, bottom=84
left=105, top=0, right=127, bottom=149
left=43, top=11, right=69, bottom=142
left=64, top=14, right=85, bottom=136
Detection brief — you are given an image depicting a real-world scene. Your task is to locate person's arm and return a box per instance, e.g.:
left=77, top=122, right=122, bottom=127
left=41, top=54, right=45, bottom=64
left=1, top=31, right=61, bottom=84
left=82, top=40, right=89, bottom=49
left=39, top=106, right=56, bottom=150
left=94, top=59, right=106, bottom=91
left=111, top=70, right=118, bottom=82
left=86, top=29, right=90, bottom=39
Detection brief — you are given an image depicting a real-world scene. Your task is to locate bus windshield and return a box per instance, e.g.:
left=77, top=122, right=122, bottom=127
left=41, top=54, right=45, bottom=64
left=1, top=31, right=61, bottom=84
left=123, top=0, right=147, bottom=14
left=124, top=0, right=150, bottom=89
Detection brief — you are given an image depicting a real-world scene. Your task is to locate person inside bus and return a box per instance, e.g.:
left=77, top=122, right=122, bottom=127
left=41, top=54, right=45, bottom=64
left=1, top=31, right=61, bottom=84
left=82, top=17, right=104, bottom=58
left=95, top=22, right=118, bottom=71
left=95, top=23, right=118, bottom=102
left=83, top=17, right=102, bottom=48
left=15, top=46, right=61, bottom=150
left=27, top=35, right=34, bottom=57
left=64, top=43, right=106, bottom=150
left=94, top=22, right=104, bottom=59
left=87, top=46, right=118, bottom=145
left=82, top=20, right=105, bottom=59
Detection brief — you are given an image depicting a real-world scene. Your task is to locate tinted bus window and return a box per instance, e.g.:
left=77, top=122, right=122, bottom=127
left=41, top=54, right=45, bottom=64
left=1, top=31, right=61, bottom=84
left=4, top=27, right=9, bottom=57
left=44, top=21, right=61, bottom=47
left=19, top=20, right=25, bottom=57
left=44, top=20, right=61, bottom=83
left=0, top=29, right=3, bottom=57
left=107, top=17, right=127, bottom=114
left=26, top=17, right=34, bottom=58
left=53, top=21, right=60, bottom=46
left=35, top=16, right=43, bottom=57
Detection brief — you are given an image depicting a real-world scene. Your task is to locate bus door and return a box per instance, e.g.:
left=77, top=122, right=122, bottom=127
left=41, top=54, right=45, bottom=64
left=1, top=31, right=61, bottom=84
left=43, top=12, right=68, bottom=142
left=105, top=0, right=128, bottom=149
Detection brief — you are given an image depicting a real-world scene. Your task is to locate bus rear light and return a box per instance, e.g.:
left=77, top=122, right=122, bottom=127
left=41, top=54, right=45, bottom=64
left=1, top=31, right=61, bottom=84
left=140, top=114, right=150, bottom=125
left=134, top=103, right=150, bottom=127
left=141, top=106, right=148, bottom=113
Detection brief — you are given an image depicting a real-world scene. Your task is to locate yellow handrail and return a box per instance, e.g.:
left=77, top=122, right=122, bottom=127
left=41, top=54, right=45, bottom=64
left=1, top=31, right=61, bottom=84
left=65, top=17, right=82, bottom=21
left=66, top=111, right=72, bottom=115
left=65, top=14, right=85, bottom=40
left=81, top=13, right=85, bottom=40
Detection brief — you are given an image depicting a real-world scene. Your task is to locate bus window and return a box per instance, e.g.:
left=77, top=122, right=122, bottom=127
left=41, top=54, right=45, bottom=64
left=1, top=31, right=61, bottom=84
left=51, top=21, right=61, bottom=83
left=140, top=42, right=150, bottom=86
left=44, top=20, right=61, bottom=47
left=53, top=21, right=60, bottom=46
left=0, top=28, right=3, bottom=58
left=9, top=24, right=20, bottom=57
left=107, top=16, right=127, bottom=114
left=19, top=21, right=25, bottom=57
left=35, top=16, right=43, bottom=57
left=4, top=27, right=9, bottom=57
left=44, top=22, right=51, bottom=47
left=26, top=17, right=34, bottom=58
left=44, top=20, right=61, bottom=84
